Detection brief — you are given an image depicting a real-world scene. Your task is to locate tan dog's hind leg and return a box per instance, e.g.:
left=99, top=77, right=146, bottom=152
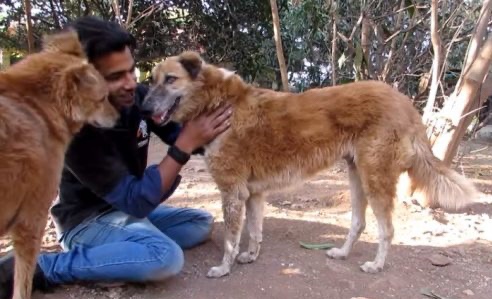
left=11, top=222, right=44, bottom=299
left=237, top=193, right=265, bottom=264
left=327, top=160, right=367, bottom=260
left=207, top=185, right=249, bottom=278
left=357, top=156, right=397, bottom=274
left=359, top=199, right=394, bottom=273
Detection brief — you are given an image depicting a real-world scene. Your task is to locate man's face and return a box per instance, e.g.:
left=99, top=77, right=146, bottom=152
left=93, top=46, right=137, bottom=110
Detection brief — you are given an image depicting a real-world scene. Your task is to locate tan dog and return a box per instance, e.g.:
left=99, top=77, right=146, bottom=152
left=0, top=30, right=119, bottom=299
left=143, top=51, right=478, bottom=277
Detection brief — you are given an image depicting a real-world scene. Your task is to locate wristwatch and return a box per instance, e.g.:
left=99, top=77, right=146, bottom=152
left=167, top=145, right=191, bottom=165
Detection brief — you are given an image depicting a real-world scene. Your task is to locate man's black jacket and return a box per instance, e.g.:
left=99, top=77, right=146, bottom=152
left=51, top=84, right=183, bottom=233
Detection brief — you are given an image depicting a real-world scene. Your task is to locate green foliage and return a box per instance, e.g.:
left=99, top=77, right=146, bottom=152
left=0, top=0, right=483, bottom=95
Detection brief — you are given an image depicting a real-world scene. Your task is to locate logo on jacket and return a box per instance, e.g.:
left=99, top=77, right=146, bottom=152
left=137, top=120, right=149, bottom=148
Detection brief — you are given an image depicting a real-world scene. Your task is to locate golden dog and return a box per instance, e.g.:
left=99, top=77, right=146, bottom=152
left=0, top=30, right=119, bottom=299
left=143, top=51, right=478, bottom=277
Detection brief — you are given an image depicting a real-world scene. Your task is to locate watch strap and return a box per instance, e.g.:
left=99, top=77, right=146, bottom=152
left=167, top=145, right=190, bottom=165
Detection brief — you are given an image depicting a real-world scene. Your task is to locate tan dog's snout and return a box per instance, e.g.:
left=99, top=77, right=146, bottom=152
left=141, top=88, right=164, bottom=116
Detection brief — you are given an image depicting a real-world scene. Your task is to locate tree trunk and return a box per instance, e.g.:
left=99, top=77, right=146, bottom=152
left=430, top=36, right=492, bottom=165
left=423, top=0, right=442, bottom=123
left=0, top=49, right=11, bottom=70
left=361, top=14, right=372, bottom=79
left=24, top=0, right=35, bottom=53
left=459, top=0, right=492, bottom=85
left=269, top=0, right=289, bottom=91
left=331, top=1, right=337, bottom=85
left=428, top=0, right=492, bottom=165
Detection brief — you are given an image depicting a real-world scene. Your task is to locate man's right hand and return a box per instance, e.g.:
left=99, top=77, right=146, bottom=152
left=174, top=104, right=233, bottom=153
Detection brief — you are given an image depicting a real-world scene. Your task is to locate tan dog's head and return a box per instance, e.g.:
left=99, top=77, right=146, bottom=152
left=142, top=51, right=204, bottom=125
left=142, top=51, right=237, bottom=125
left=43, top=30, right=119, bottom=129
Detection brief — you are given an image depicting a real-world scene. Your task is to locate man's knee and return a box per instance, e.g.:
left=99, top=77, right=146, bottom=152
left=147, top=241, right=184, bottom=281
left=194, top=210, right=215, bottom=242
left=198, top=210, right=214, bottom=229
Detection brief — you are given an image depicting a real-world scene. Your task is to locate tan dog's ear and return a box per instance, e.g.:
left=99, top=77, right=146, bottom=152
left=42, top=29, right=85, bottom=57
left=178, top=51, right=203, bottom=79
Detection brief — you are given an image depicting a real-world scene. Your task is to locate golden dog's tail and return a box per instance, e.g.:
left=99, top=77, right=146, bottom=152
left=407, top=135, right=479, bottom=211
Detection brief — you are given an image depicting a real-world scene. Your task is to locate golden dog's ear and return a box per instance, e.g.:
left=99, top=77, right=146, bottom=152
left=57, top=62, right=107, bottom=121
left=58, top=63, right=102, bottom=95
left=69, top=63, right=102, bottom=87
left=42, top=29, right=85, bottom=57
left=178, top=51, right=203, bottom=79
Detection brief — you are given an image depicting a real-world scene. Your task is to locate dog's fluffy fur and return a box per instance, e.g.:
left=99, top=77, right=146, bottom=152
left=0, top=30, right=119, bottom=299
left=143, top=51, right=479, bottom=277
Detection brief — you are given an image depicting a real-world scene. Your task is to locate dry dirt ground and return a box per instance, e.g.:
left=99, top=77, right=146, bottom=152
left=2, top=137, right=492, bottom=299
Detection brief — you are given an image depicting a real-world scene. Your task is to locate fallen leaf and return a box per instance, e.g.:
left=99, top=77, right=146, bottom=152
left=280, top=267, right=302, bottom=275
left=420, top=288, right=452, bottom=299
left=428, top=253, right=452, bottom=267
left=299, top=241, right=335, bottom=250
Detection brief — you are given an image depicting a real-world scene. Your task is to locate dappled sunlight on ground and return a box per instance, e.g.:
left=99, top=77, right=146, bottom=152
left=1, top=137, right=491, bottom=298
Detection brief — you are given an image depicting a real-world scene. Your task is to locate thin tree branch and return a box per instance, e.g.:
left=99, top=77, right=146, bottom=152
left=125, top=0, right=134, bottom=26
left=423, top=0, right=443, bottom=122
left=382, top=0, right=406, bottom=81
left=349, top=13, right=364, bottom=41
left=112, top=0, right=122, bottom=23
left=331, top=0, right=337, bottom=85
left=383, top=15, right=428, bottom=45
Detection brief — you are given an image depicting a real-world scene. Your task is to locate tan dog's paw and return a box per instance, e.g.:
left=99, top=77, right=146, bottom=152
left=326, top=247, right=348, bottom=260
left=360, top=261, right=383, bottom=273
left=237, top=251, right=257, bottom=264
left=207, top=265, right=230, bottom=278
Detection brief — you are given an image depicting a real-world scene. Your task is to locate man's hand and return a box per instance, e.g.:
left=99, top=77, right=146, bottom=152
left=174, top=104, right=232, bottom=153
left=157, top=104, right=231, bottom=196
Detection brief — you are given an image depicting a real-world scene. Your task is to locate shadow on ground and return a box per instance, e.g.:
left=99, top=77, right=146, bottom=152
left=36, top=217, right=492, bottom=299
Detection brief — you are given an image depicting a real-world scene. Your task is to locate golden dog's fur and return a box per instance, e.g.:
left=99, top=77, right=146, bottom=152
left=0, top=30, right=119, bottom=299
left=143, top=51, right=478, bottom=277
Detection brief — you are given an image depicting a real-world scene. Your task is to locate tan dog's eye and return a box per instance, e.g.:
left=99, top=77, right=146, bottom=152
left=165, top=75, right=177, bottom=84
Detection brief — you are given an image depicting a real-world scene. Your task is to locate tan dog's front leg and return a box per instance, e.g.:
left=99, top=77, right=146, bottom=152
left=237, top=193, right=265, bottom=264
left=207, top=186, right=248, bottom=278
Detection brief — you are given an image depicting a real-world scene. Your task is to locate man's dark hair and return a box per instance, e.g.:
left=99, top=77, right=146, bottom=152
left=67, top=16, right=137, bottom=62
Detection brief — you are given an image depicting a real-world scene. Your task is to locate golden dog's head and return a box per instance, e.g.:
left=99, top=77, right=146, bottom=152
left=42, top=30, right=119, bottom=129
left=143, top=51, right=237, bottom=125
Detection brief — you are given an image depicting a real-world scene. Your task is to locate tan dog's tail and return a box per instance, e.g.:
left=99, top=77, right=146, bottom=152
left=407, top=135, right=478, bottom=211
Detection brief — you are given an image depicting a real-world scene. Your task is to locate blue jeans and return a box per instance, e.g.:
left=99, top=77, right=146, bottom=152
left=37, top=205, right=213, bottom=284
